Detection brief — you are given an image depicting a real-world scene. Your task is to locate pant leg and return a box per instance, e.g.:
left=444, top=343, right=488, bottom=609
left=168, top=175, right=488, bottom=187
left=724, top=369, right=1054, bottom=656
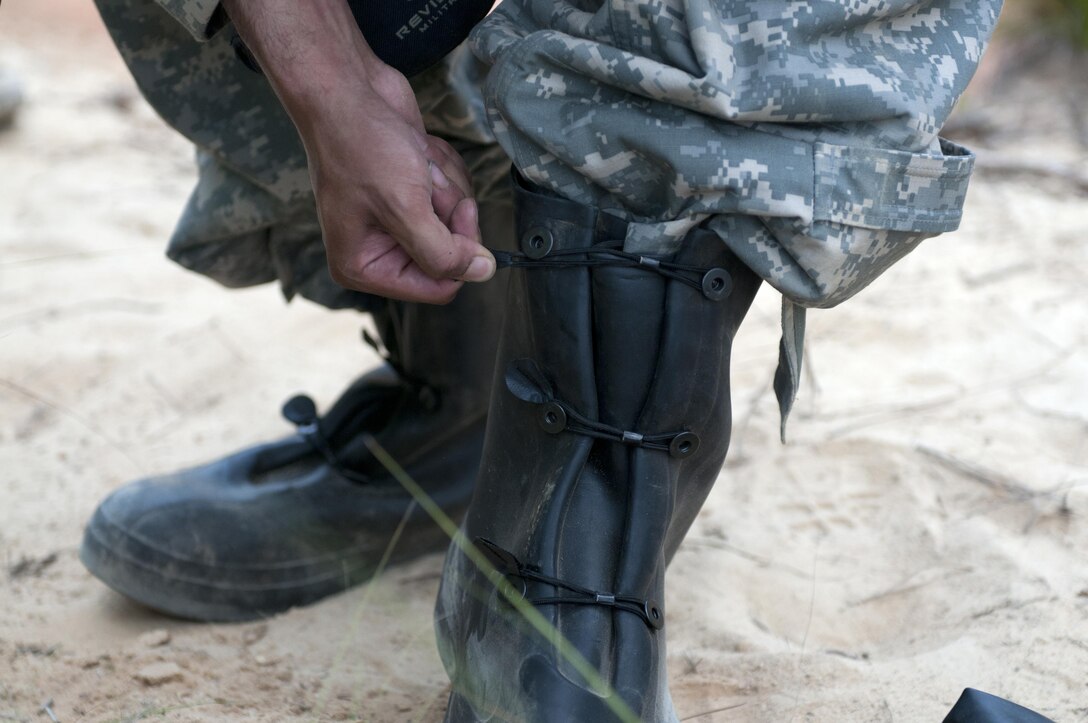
left=469, top=0, right=1002, bottom=430
left=472, top=0, right=999, bottom=300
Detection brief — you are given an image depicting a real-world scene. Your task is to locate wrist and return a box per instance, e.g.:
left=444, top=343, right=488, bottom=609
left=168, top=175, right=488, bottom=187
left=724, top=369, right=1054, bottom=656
left=276, top=60, right=377, bottom=140
left=221, top=0, right=386, bottom=132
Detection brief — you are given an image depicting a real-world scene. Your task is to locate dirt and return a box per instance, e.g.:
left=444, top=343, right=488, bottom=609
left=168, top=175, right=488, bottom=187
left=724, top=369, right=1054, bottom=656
left=1, top=2, right=1086, bottom=721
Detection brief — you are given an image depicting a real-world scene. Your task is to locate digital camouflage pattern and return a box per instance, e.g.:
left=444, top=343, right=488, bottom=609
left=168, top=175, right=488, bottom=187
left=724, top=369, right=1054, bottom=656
left=471, top=0, right=996, bottom=293
left=469, top=0, right=1000, bottom=430
left=94, top=0, right=1001, bottom=431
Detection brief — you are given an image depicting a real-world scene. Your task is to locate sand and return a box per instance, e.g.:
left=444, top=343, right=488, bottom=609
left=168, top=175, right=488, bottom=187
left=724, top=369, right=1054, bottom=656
left=1, top=2, right=1086, bottom=721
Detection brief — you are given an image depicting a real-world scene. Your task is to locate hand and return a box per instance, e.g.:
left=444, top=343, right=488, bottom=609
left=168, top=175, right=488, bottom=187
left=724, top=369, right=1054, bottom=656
left=222, top=0, right=495, bottom=304
left=304, top=69, right=494, bottom=303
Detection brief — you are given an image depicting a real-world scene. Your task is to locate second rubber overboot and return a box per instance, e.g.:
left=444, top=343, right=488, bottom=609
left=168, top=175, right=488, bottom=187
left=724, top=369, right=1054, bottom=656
left=80, top=199, right=512, bottom=623
left=435, top=176, right=762, bottom=722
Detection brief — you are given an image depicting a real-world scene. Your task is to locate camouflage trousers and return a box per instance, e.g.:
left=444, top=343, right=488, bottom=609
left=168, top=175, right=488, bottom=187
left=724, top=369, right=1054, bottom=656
left=97, top=0, right=1002, bottom=431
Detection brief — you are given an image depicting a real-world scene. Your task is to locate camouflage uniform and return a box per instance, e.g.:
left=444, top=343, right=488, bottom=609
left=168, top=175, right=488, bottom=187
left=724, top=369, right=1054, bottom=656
left=97, top=0, right=1002, bottom=432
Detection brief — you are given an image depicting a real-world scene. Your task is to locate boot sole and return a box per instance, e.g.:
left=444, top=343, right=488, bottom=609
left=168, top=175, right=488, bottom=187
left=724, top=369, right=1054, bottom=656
left=80, top=505, right=452, bottom=622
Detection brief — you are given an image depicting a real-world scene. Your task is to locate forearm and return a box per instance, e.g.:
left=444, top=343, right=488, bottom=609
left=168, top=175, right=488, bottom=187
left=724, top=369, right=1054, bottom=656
left=221, top=0, right=399, bottom=139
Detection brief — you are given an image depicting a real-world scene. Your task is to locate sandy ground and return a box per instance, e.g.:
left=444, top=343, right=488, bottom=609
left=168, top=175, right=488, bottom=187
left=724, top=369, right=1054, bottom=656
left=1, top=3, right=1086, bottom=722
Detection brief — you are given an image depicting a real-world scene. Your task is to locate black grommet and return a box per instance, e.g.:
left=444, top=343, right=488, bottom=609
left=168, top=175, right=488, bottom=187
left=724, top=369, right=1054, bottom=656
left=644, top=600, right=664, bottom=630
left=540, top=402, right=567, bottom=433
left=669, top=432, right=700, bottom=458
left=282, top=395, right=318, bottom=427
left=701, top=267, right=732, bottom=301
left=521, top=227, right=554, bottom=259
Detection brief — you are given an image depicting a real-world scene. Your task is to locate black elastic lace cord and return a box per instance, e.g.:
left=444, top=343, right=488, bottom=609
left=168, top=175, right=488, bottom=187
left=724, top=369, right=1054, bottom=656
left=493, top=246, right=704, bottom=289
left=551, top=398, right=686, bottom=453
left=528, top=393, right=700, bottom=459
left=491, top=241, right=732, bottom=301
left=475, top=538, right=664, bottom=631
left=280, top=396, right=374, bottom=487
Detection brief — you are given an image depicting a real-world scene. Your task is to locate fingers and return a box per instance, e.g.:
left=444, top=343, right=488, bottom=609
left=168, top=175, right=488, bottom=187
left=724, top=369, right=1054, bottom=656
left=447, top=197, right=494, bottom=282
left=425, top=136, right=472, bottom=195
left=383, top=188, right=494, bottom=283
left=329, top=229, right=467, bottom=304
left=425, top=137, right=474, bottom=227
left=313, top=115, right=491, bottom=303
left=324, top=182, right=493, bottom=303
left=449, top=196, right=480, bottom=242
left=429, top=162, right=476, bottom=232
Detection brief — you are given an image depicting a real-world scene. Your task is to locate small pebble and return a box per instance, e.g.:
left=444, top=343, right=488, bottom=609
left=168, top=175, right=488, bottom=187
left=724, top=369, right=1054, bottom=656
left=138, top=629, right=171, bottom=648
left=77, top=654, right=110, bottom=669
left=134, top=661, right=182, bottom=686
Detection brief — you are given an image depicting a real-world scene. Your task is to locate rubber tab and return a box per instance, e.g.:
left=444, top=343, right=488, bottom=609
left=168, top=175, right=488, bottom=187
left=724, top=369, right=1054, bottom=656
left=701, top=268, right=732, bottom=301
left=521, top=227, right=555, bottom=259
left=282, top=395, right=318, bottom=427
left=540, top=403, right=567, bottom=434
left=473, top=537, right=520, bottom=576
left=505, top=358, right=555, bottom=404
left=473, top=538, right=528, bottom=600
left=669, top=432, right=700, bottom=458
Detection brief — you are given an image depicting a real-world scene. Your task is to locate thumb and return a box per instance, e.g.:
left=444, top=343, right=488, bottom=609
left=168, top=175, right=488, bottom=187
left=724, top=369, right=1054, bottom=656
left=385, top=191, right=495, bottom=283
left=449, top=197, right=493, bottom=283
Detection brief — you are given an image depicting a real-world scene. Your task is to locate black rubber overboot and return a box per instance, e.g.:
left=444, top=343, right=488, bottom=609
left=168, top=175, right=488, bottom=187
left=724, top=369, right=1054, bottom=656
left=943, top=689, right=1054, bottom=723
left=79, top=198, right=513, bottom=623
left=435, top=176, right=762, bottom=722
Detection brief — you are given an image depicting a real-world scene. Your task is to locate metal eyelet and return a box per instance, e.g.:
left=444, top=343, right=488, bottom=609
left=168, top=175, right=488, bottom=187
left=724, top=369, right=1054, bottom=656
left=701, top=268, right=732, bottom=301
left=669, top=432, right=700, bottom=459
left=644, top=599, right=664, bottom=630
left=540, top=402, right=567, bottom=434
left=521, top=227, right=555, bottom=259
